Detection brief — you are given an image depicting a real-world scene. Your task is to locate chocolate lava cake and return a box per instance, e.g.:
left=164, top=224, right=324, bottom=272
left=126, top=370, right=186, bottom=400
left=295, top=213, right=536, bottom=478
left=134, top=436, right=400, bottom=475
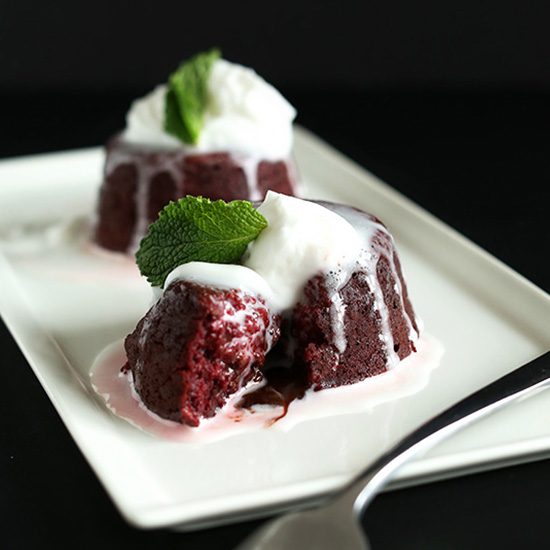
left=124, top=199, right=420, bottom=426
left=93, top=137, right=298, bottom=253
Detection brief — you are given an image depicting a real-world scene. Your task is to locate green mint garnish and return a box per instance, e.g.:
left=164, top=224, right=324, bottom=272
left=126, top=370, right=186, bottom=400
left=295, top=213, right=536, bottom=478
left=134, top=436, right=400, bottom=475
left=164, top=48, right=221, bottom=145
left=136, top=196, right=268, bottom=288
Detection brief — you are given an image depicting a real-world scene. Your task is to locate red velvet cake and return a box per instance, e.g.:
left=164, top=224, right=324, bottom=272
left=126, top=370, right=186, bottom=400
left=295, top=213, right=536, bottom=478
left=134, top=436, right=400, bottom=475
left=123, top=193, right=421, bottom=427
left=93, top=137, right=298, bottom=252
left=92, top=51, right=299, bottom=253
left=288, top=210, right=419, bottom=390
left=124, top=281, right=281, bottom=426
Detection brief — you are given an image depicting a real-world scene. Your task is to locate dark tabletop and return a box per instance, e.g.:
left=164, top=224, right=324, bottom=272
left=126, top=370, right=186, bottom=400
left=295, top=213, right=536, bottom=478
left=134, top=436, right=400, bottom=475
left=1, top=90, right=549, bottom=549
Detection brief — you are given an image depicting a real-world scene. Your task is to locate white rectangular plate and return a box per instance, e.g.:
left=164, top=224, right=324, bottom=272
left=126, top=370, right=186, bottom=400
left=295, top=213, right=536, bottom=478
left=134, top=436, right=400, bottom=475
left=1, top=126, right=549, bottom=529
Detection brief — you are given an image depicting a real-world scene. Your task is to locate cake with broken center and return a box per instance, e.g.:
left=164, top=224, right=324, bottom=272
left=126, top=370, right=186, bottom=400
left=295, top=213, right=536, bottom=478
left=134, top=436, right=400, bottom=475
left=124, top=192, right=420, bottom=425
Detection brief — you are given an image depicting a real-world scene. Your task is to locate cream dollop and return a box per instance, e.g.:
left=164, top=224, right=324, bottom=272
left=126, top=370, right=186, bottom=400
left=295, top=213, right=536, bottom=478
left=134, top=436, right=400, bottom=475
left=123, top=85, right=181, bottom=150
left=123, top=59, right=296, bottom=159
left=243, top=192, right=362, bottom=309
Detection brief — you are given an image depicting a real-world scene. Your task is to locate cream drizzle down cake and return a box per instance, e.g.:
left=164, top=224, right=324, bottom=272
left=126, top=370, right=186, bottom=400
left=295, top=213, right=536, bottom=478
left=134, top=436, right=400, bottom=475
left=121, top=192, right=421, bottom=427
left=93, top=50, right=300, bottom=253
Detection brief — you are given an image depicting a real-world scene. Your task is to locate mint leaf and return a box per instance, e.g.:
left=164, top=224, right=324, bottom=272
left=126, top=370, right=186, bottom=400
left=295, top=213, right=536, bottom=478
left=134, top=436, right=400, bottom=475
left=164, top=48, right=221, bottom=145
left=136, top=196, right=268, bottom=287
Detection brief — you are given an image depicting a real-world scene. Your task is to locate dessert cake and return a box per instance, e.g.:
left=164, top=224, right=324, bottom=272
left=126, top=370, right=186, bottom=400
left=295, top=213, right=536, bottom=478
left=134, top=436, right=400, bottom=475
left=93, top=49, right=299, bottom=253
left=124, top=193, right=420, bottom=426
left=125, top=280, right=281, bottom=427
left=287, top=203, right=419, bottom=390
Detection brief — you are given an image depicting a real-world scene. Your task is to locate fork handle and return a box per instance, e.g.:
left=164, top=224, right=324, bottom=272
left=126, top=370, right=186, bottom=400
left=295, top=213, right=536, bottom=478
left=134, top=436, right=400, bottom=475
left=337, top=350, right=550, bottom=515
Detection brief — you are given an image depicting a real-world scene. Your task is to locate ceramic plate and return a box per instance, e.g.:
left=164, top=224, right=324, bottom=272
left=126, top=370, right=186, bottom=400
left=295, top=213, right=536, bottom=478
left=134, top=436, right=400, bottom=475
left=0, top=126, right=549, bottom=529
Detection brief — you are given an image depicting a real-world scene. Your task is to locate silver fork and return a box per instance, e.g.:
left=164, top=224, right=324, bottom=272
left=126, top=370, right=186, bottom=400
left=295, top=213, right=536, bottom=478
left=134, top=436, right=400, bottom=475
left=236, top=350, right=550, bottom=550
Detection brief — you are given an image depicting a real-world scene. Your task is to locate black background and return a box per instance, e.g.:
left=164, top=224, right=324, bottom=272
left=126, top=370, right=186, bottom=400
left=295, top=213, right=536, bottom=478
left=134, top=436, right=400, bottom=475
left=3, top=0, right=550, bottom=94
left=2, top=1, right=550, bottom=548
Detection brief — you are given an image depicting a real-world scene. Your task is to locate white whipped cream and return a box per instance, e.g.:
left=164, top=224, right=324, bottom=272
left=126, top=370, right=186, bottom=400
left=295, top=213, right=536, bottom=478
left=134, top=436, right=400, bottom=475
left=243, top=192, right=362, bottom=309
left=123, top=59, right=296, bottom=159
left=162, top=192, right=362, bottom=311
left=156, top=261, right=280, bottom=306
left=124, top=85, right=181, bottom=150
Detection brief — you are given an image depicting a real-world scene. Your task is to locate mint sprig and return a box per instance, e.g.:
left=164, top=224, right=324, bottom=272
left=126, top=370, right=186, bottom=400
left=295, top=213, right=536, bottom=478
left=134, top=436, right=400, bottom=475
left=136, top=196, right=267, bottom=287
left=164, top=48, right=221, bottom=145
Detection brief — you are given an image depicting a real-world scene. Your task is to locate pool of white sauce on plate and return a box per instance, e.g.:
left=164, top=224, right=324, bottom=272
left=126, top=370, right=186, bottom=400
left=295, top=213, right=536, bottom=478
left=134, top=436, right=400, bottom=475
left=0, top=216, right=142, bottom=282
left=90, top=333, right=444, bottom=445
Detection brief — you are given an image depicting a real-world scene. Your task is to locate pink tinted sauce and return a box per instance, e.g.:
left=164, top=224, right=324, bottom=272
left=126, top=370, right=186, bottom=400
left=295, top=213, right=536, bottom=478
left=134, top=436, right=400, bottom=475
left=90, top=333, right=444, bottom=444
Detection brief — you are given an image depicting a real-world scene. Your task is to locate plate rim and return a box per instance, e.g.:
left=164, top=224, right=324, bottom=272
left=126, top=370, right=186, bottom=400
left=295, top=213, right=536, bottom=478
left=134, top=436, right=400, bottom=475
left=1, top=127, right=550, bottom=528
